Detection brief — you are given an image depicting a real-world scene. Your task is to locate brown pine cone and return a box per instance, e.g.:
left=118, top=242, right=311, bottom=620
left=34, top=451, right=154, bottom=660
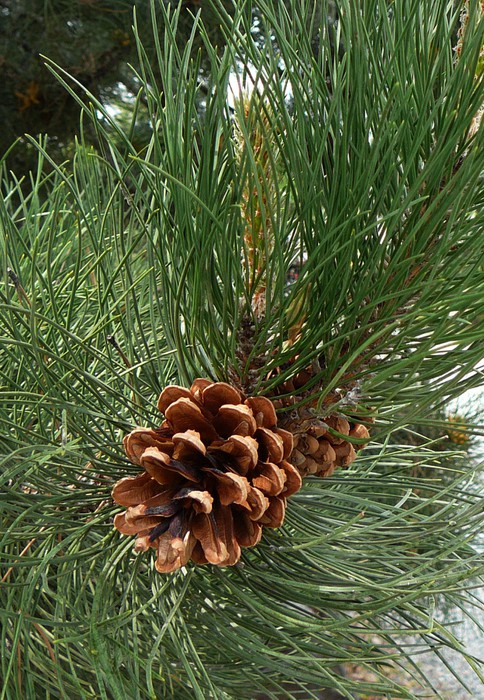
left=112, top=380, right=302, bottom=573
left=289, top=416, right=370, bottom=477
left=269, top=355, right=372, bottom=477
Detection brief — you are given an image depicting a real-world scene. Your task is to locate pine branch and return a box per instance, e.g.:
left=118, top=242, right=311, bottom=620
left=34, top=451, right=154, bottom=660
left=1, top=2, right=483, bottom=699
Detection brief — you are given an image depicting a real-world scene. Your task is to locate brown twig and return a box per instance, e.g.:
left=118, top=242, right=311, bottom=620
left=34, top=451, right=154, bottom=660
left=33, top=623, right=56, bottom=666
left=7, top=267, right=31, bottom=307
left=107, top=334, right=132, bottom=368
left=1, top=527, right=46, bottom=584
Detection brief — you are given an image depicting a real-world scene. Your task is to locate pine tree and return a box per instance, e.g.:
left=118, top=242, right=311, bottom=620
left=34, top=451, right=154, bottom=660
left=1, top=1, right=483, bottom=698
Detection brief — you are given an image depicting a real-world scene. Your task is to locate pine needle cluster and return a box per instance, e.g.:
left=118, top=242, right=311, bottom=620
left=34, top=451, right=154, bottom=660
left=1, top=1, right=483, bottom=698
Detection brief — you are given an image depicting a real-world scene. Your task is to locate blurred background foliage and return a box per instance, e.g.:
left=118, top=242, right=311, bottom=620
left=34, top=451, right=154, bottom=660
left=0, top=0, right=340, bottom=176
left=0, top=0, right=240, bottom=173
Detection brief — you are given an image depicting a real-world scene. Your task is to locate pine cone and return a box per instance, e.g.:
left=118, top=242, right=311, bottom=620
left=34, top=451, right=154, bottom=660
left=112, top=380, right=302, bottom=573
left=271, top=358, right=372, bottom=478
left=286, top=414, right=370, bottom=477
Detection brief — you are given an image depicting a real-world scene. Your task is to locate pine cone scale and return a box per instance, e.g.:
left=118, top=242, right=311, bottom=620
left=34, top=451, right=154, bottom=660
left=157, top=386, right=194, bottom=414
left=208, top=471, right=249, bottom=506
left=155, top=528, right=195, bottom=574
left=124, top=428, right=175, bottom=465
left=111, top=472, right=162, bottom=507
left=165, top=398, right=219, bottom=441
left=256, top=427, right=285, bottom=462
left=191, top=511, right=229, bottom=565
left=214, top=404, right=257, bottom=437
left=279, top=460, right=302, bottom=496
left=252, top=461, right=286, bottom=496
left=244, top=396, right=278, bottom=428
left=171, top=488, right=213, bottom=514
left=140, top=446, right=200, bottom=484
left=210, top=435, right=258, bottom=474
left=201, top=382, right=242, bottom=413
left=233, top=511, right=262, bottom=547
left=258, top=496, right=286, bottom=528
left=113, top=512, right=160, bottom=536
left=243, top=486, right=269, bottom=520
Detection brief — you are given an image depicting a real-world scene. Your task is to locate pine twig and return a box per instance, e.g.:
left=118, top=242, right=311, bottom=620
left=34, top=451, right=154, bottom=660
left=7, top=267, right=31, bottom=307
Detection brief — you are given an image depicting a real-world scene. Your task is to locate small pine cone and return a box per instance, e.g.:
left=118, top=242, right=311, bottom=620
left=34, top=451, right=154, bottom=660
left=112, top=380, right=302, bottom=573
left=286, top=415, right=370, bottom=478
left=270, top=351, right=373, bottom=478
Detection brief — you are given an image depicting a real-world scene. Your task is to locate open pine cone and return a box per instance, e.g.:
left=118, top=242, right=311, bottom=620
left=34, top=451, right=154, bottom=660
left=112, top=380, right=301, bottom=573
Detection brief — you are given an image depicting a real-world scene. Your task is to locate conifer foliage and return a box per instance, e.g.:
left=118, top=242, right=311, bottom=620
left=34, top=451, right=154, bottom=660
left=1, top=1, right=483, bottom=698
